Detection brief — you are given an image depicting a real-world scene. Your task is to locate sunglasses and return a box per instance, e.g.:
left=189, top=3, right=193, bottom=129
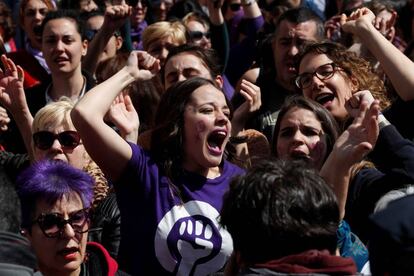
left=33, top=131, right=81, bottom=150
left=230, top=3, right=241, bottom=11
left=85, top=29, right=121, bottom=41
left=32, top=208, right=90, bottom=238
left=188, top=31, right=210, bottom=41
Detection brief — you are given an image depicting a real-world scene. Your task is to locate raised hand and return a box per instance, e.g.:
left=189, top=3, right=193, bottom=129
left=106, top=93, right=139, bottom=143
left=231, top=79, right=261, bottom=136
left=345, top=90, right=375, bottom=119
left=340, top=7, right=376, bottom=35
left=126, top=51, right=161, bottom=81
left=335, top=99, right=380, bottom=166
left=0, top=106, right=10, bottom=132
left=103, top=3, right=132, bottom=32
left=0, top=55, right=30, bottom=116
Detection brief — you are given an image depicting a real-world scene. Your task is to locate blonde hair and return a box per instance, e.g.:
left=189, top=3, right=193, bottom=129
left=142, top=21, right=186, bottom=50
left=32, top=97, right=75, bottom=133
left=32, top=97, right=109, bottom=208
left=182, top=12, right=209, bottom=30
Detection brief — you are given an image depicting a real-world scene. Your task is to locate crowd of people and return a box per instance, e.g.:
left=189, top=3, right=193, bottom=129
left=1, top=0, right=414, bottom=275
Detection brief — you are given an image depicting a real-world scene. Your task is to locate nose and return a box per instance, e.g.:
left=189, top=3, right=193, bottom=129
left=292, top=130, right=305, bottom=144
left=61, top=223, right=76, bottom=239
left=216, top=110, right=229, bottom=125
left=49, top=138, right=64, bottom=153
left=34, top=10, right=43, bottom=21
left=55, top=40, right=65, bottom=52
left=159, top=47, right=169, bottom=63
left=177, top=73, right=186, bottom=82
left=287, top=44, right=299, bottom=57
left=159, top=1, right=166, bottom=10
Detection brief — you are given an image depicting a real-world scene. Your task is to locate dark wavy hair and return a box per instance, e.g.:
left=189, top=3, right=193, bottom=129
left=151, top=77, right=231, bottom=182
left=296, top=41, right=390, bottom=110
left=220, top=158, right=340, bottom=264
left=273, top=95, right=340, bottom=166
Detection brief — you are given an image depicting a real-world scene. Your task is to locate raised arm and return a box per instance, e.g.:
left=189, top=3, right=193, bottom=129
left=82, top=4, right=131, bottom=75
left=341, top=7, right=414, bottom=101
left=105, top=92, right=139, bottom=143
left=71, top=51, right=160, bottom=180
left=0, top=55, right=34, bottom=157
left=320, top=93, right=380, bottom=219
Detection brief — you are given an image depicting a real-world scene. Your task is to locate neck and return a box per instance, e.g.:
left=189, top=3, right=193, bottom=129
left=182, top=162, right=221, bottom=179
left=49, top=68, right=85, bottom=101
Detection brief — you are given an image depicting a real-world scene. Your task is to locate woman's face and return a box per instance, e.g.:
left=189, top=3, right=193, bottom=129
left=26, top=193, right=88, bottom=276
left=33, top=117, right=87, bottom=170
left=131, top=0, right=148, bottom=27
left=42, top=18, right=87, bottom=76
left=276, top=107, right=327, bottom=170
left=22, top=0, right=50, bottom=50
left=182, top=84, right=231, bottom=176
left=151, top=0, right=173, bottom=21
left=299, top=53, right=356, bottom=121
left=186, top=20, right=211, bottom=50
left=147, top=35, right=179, bottom=68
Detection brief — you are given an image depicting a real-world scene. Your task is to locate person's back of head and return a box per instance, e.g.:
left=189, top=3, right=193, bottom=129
left=369, top=194, right=414, bottom=276
left=220, top=158, right=339, bottom=265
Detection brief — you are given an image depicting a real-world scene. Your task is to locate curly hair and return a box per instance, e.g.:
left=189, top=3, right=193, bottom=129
left=297, top=41, right=391, bottom=110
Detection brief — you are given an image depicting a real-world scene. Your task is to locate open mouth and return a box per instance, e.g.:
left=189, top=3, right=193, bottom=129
left=207, top=130, right=227, bottom=155
left=315, top=93, right=334, bottom=106
left=33, top=25, right=42, bottom=37
left=290, top=150, right=311, bottom=161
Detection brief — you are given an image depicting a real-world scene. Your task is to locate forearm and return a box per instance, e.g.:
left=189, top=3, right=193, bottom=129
left=73, top=67, right=135, bottom=121
left=355, top=22, right=414, bottom=101
left=82, top=31, right=115, bottom=75
left=13, top=109, right=34, bottom=159
left=320, top=153, right=352, bottom=220
left=241, top=0, right=261, bottom=19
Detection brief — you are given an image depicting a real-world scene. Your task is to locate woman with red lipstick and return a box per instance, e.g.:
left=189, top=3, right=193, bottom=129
left=18, top=160, right=126, bottom=276
left=71, top=50, right=244, bottom=275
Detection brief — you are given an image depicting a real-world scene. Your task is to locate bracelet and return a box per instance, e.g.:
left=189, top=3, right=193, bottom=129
left=378, top=113, right=391, bottom=130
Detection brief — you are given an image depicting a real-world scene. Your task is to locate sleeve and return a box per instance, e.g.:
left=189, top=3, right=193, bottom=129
left=345, top=125, right=414, bottom=242
left=210, top=23, right=230, bottom=72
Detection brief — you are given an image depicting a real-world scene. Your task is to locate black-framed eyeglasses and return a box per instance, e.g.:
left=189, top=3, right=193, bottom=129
left=230, top=3, right=241, bottom=11
left=31, top=208, right=90, bottom=238
left=188, top=31, right=210, bottom=41
left=32, top=130, right=81, bottom=150
left=295, top=63, right=343, bottom=90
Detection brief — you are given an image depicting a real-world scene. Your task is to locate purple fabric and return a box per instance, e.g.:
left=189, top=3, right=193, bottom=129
left=226, top=15, right=264, bottom=86
left=115, top=143, right=244, bottom=275
left=131, top=20, right=148, bottom=50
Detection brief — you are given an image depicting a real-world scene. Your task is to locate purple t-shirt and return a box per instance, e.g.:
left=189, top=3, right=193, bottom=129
left=115, top=143, right=244, bottom=275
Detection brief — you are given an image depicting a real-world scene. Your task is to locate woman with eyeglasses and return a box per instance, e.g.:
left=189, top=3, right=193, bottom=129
left=17, top=160, right=127, bottom=276
left=297, top=7, right=414, bottom=141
